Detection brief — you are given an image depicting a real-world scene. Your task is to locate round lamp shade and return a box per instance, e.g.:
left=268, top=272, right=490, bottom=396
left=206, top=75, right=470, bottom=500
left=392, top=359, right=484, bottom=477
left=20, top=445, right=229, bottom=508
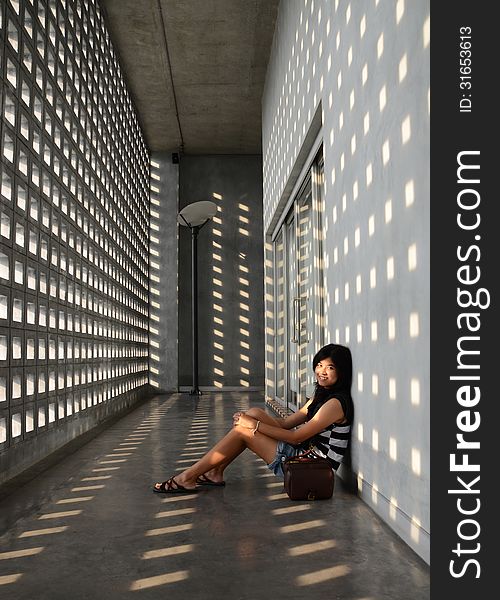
left=178, top=201, right=217, bottom=227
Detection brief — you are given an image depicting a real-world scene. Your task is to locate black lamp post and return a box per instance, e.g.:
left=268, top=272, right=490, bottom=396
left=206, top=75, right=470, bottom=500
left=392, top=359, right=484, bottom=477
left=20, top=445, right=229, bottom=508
left=178, top=201, right=217, bottom=395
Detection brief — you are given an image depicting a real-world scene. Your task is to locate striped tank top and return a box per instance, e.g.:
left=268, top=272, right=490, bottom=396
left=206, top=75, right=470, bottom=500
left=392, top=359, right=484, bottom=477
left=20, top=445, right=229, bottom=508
left=309, top=422, right=351, bottom=470
left=305, top=391, right=353, bottom=470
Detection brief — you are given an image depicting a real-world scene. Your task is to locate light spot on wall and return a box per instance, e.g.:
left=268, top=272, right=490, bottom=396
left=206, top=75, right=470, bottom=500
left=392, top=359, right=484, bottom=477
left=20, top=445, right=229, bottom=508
left=362, top=63, right=368, bottom=86
left=377, top=33, right=384, bottom=59
left=353, top=180, right=359, bottom=200
left=370, top=321, right=378, bottom=342
left=366, top=163, right=373, bottom=187
left=372, top=374, right=379, bottom=395
left=388, top=317, right=396, bottom=340
left=411, top=448, right=421, bottom=475
left=331, top=167, right=336, bottom=185
left=386, top=257, right=394, bottom=280
left=411, top=378, right=421, bottom=406
left=357, top=372, right=363, bottom=392
left=369, top=267, right=376, bottom=289
left=385, top=198, right=393, bottom=223
left=408, top=244, right=417, bottom=271
left=368, top=215, right=375, bottom=236
left=401, top=115, right=411, bottom=144
left=372, top=429, right=379, bottom=451
left=379, top=85, right=387, bottom=111
left=423, top=16, right=430, bottom=48
left=356, top=274, right=362, bottom=294
left=399, top=53, right=408, bottom=82
left=389, top=437, right=397, bottom=460
left=389, top=497, right=398, bottom=521
left=396, top=0, right=405, bottom=24
left=363, top=111, right=370, bottom=135
left=409, top=312, right=420, bottom=337
left=405, top=179, right=415, bottom=207
left=360, top=15, right=366, bottom=38
left=382, top=140, right=390, bottom=165
left=389, top=377, right=397, bottom=399
left=411, top=516, right=421, bottom=543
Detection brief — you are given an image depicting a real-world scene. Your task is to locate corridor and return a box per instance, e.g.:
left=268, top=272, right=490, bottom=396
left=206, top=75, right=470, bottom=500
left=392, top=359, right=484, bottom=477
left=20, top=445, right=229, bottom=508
left=0, top=392, right=429, bottom=600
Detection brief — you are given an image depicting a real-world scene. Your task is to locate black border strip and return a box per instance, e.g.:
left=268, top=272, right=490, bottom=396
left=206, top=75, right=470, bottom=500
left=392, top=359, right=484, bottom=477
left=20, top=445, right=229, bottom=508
left=431, top=3, right=497, bottom=596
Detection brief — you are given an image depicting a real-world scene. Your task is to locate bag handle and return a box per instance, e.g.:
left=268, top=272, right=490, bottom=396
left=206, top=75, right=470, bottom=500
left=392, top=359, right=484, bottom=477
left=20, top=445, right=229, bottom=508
left=299, top=448, right=321, bottom=459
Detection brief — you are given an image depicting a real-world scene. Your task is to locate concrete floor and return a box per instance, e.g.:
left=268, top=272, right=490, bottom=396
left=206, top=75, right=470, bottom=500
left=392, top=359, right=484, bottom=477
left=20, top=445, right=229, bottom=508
left=0, top=392, right=429, bottom=599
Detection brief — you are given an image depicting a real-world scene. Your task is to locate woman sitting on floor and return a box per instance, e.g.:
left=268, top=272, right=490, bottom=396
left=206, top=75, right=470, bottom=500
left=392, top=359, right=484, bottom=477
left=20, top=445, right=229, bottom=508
left=153, top=343, right=354, bottom=493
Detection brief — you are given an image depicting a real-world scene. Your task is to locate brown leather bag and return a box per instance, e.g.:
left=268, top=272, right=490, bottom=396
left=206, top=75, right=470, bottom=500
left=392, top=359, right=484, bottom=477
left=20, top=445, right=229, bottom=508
left=283, top=450, right=335, bottom=500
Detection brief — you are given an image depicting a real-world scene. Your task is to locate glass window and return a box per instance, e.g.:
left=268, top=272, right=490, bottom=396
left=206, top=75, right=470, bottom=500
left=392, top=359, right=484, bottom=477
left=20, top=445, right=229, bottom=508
left=35, top=63, right=44, bottom=89
left=17, top=182, right=27, bottom=212
left=33, top=266, right=44, bottom=293
left=29, top=230, right=38, bottom=255
left=7, top=20, right=19, bottom=53
left=20, top=113, right=30, bottom=140
left=2, top=131, right=15, bottom=163
left=4, top=90, right=16, bottom=126
left=0, top=211, right=11, bottom=239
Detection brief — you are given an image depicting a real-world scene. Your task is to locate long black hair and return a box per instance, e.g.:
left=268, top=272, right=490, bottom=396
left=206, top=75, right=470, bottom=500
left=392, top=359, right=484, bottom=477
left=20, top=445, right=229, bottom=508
left=309, top=343, right=354, bottom=423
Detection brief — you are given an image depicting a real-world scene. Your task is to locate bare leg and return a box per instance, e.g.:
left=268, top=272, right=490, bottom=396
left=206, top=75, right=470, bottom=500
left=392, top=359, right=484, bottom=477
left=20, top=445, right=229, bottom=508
left=154, top=425, right=278, bottom=491
left=203, top=407, right=283, bottom=482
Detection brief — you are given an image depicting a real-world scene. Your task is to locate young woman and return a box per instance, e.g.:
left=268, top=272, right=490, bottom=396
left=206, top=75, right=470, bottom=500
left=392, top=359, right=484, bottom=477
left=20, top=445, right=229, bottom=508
left=153, top=343, right=353, bottom=493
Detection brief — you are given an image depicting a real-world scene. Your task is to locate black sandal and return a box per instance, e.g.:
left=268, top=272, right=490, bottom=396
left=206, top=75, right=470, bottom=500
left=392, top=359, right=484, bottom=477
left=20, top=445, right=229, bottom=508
left=153, top=476, right=199, bottom=494
left=196, top=474, right=226, bottom=487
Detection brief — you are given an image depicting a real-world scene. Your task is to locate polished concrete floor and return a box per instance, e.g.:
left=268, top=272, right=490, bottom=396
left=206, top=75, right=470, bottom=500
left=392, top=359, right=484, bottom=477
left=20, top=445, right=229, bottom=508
left=0, top=392, right=429, bottom=599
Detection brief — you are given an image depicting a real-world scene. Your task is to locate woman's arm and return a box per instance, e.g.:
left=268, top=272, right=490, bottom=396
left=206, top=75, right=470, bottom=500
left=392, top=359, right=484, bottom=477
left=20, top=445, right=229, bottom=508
left=279, top=399, right=312, bottom=429
left=236, top=397, right=345, bottom=445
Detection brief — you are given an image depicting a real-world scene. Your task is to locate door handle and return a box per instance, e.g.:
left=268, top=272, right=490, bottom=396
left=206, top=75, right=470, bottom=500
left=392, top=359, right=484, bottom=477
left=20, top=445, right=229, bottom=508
left=298, top=296, right=309, bottom=343
left=291, top=297, right=300, bottom=343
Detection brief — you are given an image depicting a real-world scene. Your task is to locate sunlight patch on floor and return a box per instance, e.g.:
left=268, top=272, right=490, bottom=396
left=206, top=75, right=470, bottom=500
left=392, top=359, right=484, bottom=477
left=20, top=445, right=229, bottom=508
left=130, top=570, right=189, bottom=590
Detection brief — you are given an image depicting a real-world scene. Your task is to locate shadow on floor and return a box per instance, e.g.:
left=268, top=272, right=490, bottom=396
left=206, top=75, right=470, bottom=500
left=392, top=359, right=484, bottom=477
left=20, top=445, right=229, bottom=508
left=0, top=392, right=429, bottom=599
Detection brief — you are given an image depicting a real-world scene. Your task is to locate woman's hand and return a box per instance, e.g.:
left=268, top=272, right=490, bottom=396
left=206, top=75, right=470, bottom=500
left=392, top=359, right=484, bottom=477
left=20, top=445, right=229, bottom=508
left=233, top=412, right=256, bottom=430
left=232, top=411, right=245, bottom=427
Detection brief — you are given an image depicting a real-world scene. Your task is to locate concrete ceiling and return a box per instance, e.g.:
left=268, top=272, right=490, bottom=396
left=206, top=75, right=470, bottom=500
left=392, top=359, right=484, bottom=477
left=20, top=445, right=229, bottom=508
left=100, top=0, right=280, bottom=155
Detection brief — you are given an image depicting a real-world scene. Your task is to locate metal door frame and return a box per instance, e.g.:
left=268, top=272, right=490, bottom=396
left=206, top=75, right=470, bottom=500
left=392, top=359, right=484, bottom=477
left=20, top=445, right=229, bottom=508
left=272, top=147, right=324, bottom=412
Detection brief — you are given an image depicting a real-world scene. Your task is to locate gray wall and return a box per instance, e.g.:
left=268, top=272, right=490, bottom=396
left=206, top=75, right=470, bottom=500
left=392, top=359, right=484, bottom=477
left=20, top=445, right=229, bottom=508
left=0, top=1, right=151, bottom=484
left=262, top=0, right=430, bottom=562
left=178, top=156, right=265, bottom=390
left=149, top=154, right=179, bottom=392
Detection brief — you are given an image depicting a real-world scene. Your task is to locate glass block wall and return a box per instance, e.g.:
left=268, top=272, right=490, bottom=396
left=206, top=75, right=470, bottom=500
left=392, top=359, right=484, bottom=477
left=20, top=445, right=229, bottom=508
left=0, top=0, right=150, bottom=459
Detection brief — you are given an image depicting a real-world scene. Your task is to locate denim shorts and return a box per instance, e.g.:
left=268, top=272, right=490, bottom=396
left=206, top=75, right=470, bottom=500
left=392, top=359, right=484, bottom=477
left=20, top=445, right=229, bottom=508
left=267, top=441, right=301, bottom=477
